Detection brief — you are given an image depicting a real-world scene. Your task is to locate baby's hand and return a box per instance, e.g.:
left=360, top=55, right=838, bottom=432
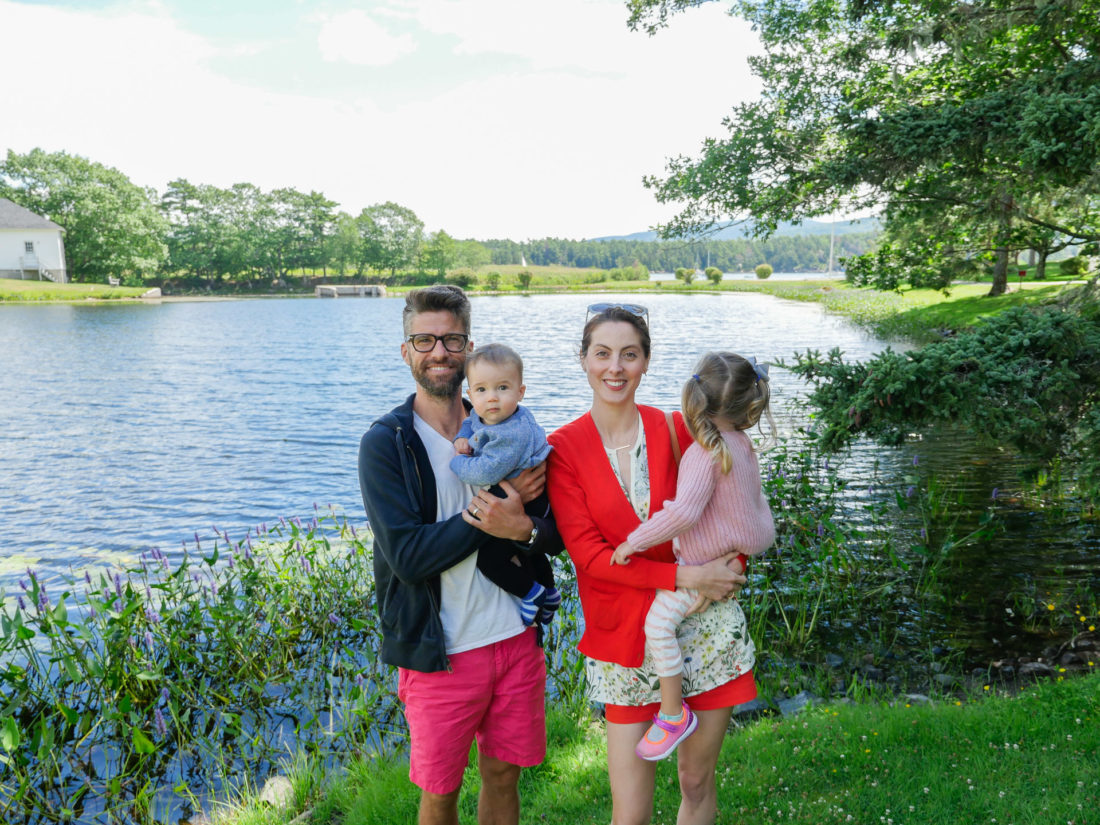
left=610, top=541, right=636, bottom=566
left=454, top=437, right=473, bottom=456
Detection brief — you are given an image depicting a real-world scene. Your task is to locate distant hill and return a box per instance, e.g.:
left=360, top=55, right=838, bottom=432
left=592, top=217, right=881, bottom=242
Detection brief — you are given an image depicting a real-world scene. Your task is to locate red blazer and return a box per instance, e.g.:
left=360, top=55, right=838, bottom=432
left=547, top=405, right=691, bottom=667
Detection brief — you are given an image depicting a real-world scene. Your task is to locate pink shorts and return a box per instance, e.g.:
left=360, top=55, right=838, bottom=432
left=397, top=628, right=546, bottom=794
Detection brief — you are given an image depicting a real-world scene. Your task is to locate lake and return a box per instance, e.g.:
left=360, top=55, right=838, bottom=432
left=1, top=292, right=1096, bottom=665
left=0, top=292, right=886, bottom=587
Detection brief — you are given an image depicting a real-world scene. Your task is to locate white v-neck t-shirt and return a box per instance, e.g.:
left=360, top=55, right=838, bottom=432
left=413, top=412, right=524, bottom=654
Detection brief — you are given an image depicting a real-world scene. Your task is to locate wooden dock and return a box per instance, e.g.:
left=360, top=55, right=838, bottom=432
left=315, top=284, right=387, bottom=298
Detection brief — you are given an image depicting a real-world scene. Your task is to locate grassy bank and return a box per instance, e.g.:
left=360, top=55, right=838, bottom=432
left=219, top=671, right=1099, bottom=825
left=4, top=270, right=1088, bottom=345
left=0, top=277, right=150, bottom=301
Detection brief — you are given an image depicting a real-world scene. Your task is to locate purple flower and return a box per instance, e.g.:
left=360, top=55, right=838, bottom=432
left=194, top=532, right=201, bottom=548
left=920, top=528, right=927, bottom=540
left=154, top=707, right=167, bottom=738
left=350, top=525, right=358, bottom=538
left=37, top=587, right=50, bottom=612
left=85, top=570, right=92, bottom=586
left=906, top=486, right=915, bottom=498
left=301, top=557, right=312, bottom=575
left=816, top=522, right=825, bottom=538
left=991, top=488, right=999, bottom=500
left=18, top=579, right=27, bottom=592
left=161, top=687, right=170, bottom=702
left=114, top=573, right=123, bottom=600
left=355, top=673, right=365, bottom=687
left=16, top=594, right=26, bottom=612
left=144, top=631, right=155, bottom=651
left=912, top=454, right=920, bottom=466
left=328, top=612, right=340, bottom=624
left=227, top=554, right=235, bottom=570
left=313, top=502, right=319, bottom=512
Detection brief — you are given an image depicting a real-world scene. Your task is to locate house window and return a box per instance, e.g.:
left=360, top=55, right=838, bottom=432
left=24, top=242, right=34, bottom=254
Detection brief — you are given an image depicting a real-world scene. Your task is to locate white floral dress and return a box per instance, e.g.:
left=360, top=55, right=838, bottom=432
left=584, top=418, right=757, bottom=707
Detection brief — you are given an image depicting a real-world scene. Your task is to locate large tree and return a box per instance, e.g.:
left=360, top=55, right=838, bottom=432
left=359, top=202, right=424, bottom=277
left=626, top=0, right=1100, bottom=295
left=1, top=148, right=168, bottom=282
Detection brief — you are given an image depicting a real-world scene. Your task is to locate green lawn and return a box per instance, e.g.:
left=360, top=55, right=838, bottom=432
left=219, top=671, right=1099, bottom=825
left=0, top=277, right=147, bottom=301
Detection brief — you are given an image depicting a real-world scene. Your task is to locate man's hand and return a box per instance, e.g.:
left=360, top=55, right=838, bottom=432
left=508, top=462, right=546, bottom=504
left=453, top=437, right=473, bottom=456
left=462, top=479, right=534, bottom=542
left=610, top=541, right=636, bottom=566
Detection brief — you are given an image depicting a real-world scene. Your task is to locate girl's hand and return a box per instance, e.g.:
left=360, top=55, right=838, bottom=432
left=609, top=541, right=635, bottom=565
left=453, top=437, right=473, bottom=456
left=675, top=552, right=746, bottom=602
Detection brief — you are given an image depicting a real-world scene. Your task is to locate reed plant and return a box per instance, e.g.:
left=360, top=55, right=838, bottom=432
left=0, top=511, right=396, bottom=823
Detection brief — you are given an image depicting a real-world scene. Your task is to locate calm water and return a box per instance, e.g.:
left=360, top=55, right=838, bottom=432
left=0, top=293, right=887, bottom=587
left=2, top=292, right=1096, bottom=661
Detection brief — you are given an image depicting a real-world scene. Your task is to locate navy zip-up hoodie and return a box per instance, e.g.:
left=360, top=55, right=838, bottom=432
left=358, top=394, right=560, bottom=672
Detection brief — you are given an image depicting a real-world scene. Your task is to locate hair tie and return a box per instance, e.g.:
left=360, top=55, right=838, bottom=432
left=692, top=373, right=702, bottom=383
left=749, top=357, right=769, bottom=384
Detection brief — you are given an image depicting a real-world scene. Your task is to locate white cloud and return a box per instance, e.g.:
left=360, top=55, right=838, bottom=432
left=316, top=9, right=417, bottom=66
left=0, top=0, right=764, bottom=239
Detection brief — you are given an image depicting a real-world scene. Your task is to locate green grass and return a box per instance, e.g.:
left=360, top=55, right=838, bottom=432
left=219, top=671, right=1100, bottom=824
left=0, top=277, right=147, bottom=301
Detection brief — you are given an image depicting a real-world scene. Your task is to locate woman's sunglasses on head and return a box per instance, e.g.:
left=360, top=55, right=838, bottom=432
left=585, top=302, right=649, bottom=326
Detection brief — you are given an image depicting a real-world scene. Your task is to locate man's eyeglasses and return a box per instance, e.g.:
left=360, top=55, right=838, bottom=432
left=405, top=333, right=470, bottom=353
left=586, top=302, right=649, bottom=326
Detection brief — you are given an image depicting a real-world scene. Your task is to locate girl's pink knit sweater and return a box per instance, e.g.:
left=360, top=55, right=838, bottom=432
left=626, top=429, right=775, bottom=565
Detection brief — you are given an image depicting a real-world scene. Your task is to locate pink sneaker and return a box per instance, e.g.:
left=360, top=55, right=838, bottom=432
left=634, top=703, right=698, bottom=761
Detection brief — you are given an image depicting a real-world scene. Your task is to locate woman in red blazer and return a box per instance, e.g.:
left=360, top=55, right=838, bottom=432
left=547, top=304, right=755, bottom=825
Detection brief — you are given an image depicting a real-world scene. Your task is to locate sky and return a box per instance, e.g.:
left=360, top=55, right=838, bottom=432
left=0, top=0, right=765, bottom=240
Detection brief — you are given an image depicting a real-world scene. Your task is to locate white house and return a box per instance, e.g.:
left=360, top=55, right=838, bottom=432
left=0, top=198, right=68, bottom=283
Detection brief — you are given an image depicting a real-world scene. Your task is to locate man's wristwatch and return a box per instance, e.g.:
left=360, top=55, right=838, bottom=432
left=525, top=525, right=539, bottom=546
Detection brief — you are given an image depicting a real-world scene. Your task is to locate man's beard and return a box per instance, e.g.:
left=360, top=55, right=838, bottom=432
left=412, top=357, right=465, bottom=400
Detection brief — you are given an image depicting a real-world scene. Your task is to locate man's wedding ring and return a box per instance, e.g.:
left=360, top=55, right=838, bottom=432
left=470, top=506, right=480, bottom=517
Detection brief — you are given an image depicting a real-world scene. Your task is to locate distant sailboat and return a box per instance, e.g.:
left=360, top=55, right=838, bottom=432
left=521, top=254, right=527, bottom=267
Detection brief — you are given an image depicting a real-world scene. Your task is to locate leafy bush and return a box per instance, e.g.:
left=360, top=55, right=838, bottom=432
left=448, top=272, right=476, bottom=289
left=484, top=271, right=501, bottom=290
left=1059, top=255, right=1091, bottom=277
left=755, top=263, right=773, bottom=279
left=784, top=294, right=1100, bottom=502
left=517, top=270, right=533, bottom=290
left=705, top=266, right=723, bottom=285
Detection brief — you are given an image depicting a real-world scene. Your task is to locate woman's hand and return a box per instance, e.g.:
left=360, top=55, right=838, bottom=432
left=676, top=552, right=747, bottom=602
left=508, top=462, right=546, bottom=504
left=462, top=479, right=534, bottom=541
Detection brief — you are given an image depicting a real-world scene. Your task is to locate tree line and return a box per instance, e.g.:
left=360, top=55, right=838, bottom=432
left=481, top=234, right=872, bottom=274
left=1, top=147, right=873, bottom=285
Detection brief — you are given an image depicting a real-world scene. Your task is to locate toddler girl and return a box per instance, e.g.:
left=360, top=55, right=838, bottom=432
left=611, top=351, right=776, bottom=760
